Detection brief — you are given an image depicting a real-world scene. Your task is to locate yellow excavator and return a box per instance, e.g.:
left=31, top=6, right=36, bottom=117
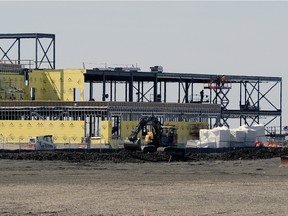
left=123, top=116, right=184, bottom=156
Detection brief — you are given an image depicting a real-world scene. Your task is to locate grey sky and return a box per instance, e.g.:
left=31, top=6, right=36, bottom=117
left=1, top=1, right=288, bottom=125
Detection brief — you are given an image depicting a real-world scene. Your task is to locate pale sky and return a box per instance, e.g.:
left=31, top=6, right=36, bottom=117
left=1, top=1, right=288, bottom=126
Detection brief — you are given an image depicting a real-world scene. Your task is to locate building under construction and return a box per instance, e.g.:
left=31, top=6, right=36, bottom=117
left=0, top=33, right=283, bottom=147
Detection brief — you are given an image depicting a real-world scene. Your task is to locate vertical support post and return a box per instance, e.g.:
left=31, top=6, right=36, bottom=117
left=185, top=82, right=189, bottom=103
left=244, top=82, right=247, bottom=105
left=114, top=81, right=116, bottom=101
left=35, top=34, right=38, bottom=69
left=89, top=81, right=93, bottom=100
left=129, top=71, right=133, bottom=102
left=89, top=115, right=93, bottom=137
left=17, top=38, right=20, bottom=65
left=110, top=80, right=113, bottom=101
left=159, top=81, right=162, bottom=100
left=153, top=73, right=157, bottom=102
left=178, top=80, right=180, bottom=103
left=141, top=81, right=144, bottom=102
left=164, top=81, right=167, bottom=103
left=209, top=86, right=212, bottom=105
left=240, top=81, right=242, bottom=106
left=93, top=115, right=96, bottom=137
left=102, top=72, right=106, bottom=101
left=190, top=80, right=194, bottom=103
left=125, top=81, right=128, bottom=102
left=137, top=81, right=140, bottom=102
left=97, top=117, right=100, bottom=136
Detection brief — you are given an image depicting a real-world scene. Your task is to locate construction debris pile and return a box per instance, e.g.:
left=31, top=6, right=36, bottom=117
left=0, top=147, right=287, bottom=163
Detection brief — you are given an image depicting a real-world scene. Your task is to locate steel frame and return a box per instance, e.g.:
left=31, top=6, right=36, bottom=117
left=85, top=70, right=282, bottom=132
left=238, top=79, right=282, bottom=135
left=0, top=33, right=55, bottom=69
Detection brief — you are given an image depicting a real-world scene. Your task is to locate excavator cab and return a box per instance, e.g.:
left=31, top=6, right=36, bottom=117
left=161, top=126, right=177, bottom=145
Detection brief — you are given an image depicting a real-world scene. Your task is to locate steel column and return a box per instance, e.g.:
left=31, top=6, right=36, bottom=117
left=164, top=81, right=167, bottom=103
left=17, top=38, right=20, bottom=64
left=129, top=72, right=133, bottom=102
left=102, top=72, right=106, bottom=101
left=89, top=81, right=93, bottom=100
left=153, top=73, right=157, bottom=102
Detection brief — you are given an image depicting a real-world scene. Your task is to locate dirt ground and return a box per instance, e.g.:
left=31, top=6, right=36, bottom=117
left=0, top=154, right=288, bottom=216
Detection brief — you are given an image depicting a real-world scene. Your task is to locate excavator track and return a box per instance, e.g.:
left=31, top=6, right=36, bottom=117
left=123, top=138, right=141, bottom=151
left=164, top=146, right=185, bottom=158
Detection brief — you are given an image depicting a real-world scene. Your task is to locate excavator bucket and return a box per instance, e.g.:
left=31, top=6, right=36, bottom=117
left=123, top=138, right=141, bottom=151
left=280, top=156, right=288, bottom=167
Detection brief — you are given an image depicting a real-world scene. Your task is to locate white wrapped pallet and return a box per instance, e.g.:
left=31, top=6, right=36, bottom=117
left=238, top=125, right=257, bottom=143
left=197, top=141, right=217, bottom=148
left=230, top=129, right=246, bottom=142
left=186, top=140, right=198, bottom=147
left=208, top=126, right=230, bottom=142
left=230, top=141, right=246, bottom=148
left=198, top=127, right=231, bottom=148
left=230, top=129, right=237, bottom=142
left=216, top=141, right=230, bottom=148
left=199, top=129, right=209, bottom=142
left=249, top=124, right=265, bottom=137
left=245, top=129, right=256, bottom=142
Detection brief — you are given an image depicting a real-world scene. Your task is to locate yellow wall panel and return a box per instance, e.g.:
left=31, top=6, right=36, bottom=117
left=28, top=69, right=85, bottom=101
left=100, top=121, right=112, bottom=143
left=62, top=69, right=85, bottom=101
left=0, top=120, right=84, bottom=144
left=164, top=121, right=208, bottom=143
left=120, top=121, right=139, bottom=139
left=0, top=69, right=85, bottom=101
left=0, top=73, right=26, bottom=100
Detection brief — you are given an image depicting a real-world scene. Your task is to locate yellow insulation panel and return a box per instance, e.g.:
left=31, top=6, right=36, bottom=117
left=100, top=121, right=112, bottom=142
left=29, top=69, right=85, bottom=101
left=0, top=120, right=84, bottom=144
left=0, top=73, right=26, bottom=100
left=61, top=69, right=85, bottom=101
left=164, top=122, right=208, bottom=143
left=120, top=121, right=139, bottom=139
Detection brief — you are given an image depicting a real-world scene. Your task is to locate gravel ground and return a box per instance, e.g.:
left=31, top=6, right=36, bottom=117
left=0, top=149, right=288, bottom=216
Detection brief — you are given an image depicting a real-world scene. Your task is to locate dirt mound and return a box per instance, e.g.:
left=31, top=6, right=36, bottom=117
left=0, top=148, right=287, bottom=163
left=186, top=147, right=287, bottom=161
left=0, top=150, right=171, bottom=163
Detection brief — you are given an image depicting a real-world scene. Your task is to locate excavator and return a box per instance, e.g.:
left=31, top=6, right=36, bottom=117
left=123, top=116, right=185, bottom=156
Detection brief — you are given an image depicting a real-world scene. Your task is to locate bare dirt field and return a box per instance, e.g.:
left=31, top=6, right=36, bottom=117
left=0, top=151, right=288, bottom=216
